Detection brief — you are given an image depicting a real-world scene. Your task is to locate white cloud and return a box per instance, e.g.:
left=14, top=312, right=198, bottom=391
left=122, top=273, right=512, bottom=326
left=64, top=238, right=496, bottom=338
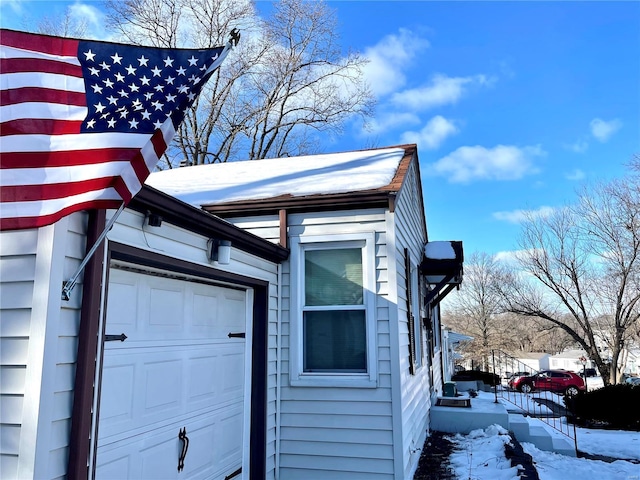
left=391, top=73, right=495, bottom=112
left=365, top=112, right=421, bottom=135
left=564, top=139, right=589, bottom=153
left=590, top=118, right=622, bottom=143
left=566, top=169, right=586, bottom=181
left=430, top=144, right=545, bottom=183
left=492, top=206, right=555, bottom=224
left=400, top=115, right=459, bottom=149
left=363, top=29, right=430, bottom=98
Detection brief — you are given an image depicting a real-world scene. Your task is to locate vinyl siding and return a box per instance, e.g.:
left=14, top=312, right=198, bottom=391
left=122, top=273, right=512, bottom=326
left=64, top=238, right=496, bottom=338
left=0, top=213, right=88, bottom=480
left=107, top=208, right=281, bottom=480
left=228, top=209, right=396, bottom=479
left=392, top=161, right=433, bottom=479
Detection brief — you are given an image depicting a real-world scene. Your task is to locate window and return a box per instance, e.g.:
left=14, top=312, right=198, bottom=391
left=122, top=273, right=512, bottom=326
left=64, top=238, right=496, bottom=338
left=405, top=248, right=422, bottom=374
left=290, top=233, right=377, bottom=387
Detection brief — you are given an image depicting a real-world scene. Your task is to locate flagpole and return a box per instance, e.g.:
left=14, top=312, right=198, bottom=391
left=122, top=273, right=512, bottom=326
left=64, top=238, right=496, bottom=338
left=61, top=203, right=126, bottom=301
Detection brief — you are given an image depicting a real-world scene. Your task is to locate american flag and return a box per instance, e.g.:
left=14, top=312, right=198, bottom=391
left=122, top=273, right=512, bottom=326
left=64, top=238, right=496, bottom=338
left=0, top=28, right=232, bottom=231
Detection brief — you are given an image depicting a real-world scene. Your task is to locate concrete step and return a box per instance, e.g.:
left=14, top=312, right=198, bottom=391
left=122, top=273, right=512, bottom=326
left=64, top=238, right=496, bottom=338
left=507, top=413, right=576, bottom=457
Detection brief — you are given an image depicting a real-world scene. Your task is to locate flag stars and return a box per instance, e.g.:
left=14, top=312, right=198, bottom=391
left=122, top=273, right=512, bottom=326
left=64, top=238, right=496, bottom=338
left=178, top=84, right=189, bottom=94
left=140, top=75, right=151, bottom=86
left=163, top=56, right=174, bottom=67
left=188, top=74, right=200, bottom=84
left=165, top=75, right=175, bottom=85
left=118, top=89, right=129, bottom=98
left=176, top=66, right=186, bottom=76
left=166, top=93, right=176, bottom=102
left=125, top=64, right=137, bottom=75
left=151, top=66, right=162, bottom=77
left=141, top=110, right=151, bottom=120
left=114, top=72, right=125, bottom=82
left=138, top=55, right=149, bottom=66
left=94, top=102, right=106, bottom=113
left=144, top=92, right=154, bottom=101
left=111, top=53, right=123, bottom=64
left=99, top=61, right=111, bottom=71
left=106, top=95, right=119, bottom=105
left=154, top=84, right=165, bottom=92
left=91, top=84, right=103, bottom=94
left=128, top=119, right=139, bottom=129
left=187, top=55, right=198, bottom=66
left=89, top=67, right=100, bottom=76
left=86, top=119, right=96, bottom=129
left=153, top=120, right=164, bottom=129
left=129, top=83, right=140, bottom=93
left=84, top=49, right=96, bottom=61
left=152, top=100, right=164, bottom=111
left=107, top=118, right=117, bottom=128
left=103, top=78, right=114, bottom=88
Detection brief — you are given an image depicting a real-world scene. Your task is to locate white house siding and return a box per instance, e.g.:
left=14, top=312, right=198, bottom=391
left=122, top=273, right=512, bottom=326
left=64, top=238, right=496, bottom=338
left=390, top=162, right=433, bottom=479
left=0, top=212, right=88, bottom=480
left=106, top=208, right=281, bottom=479
left=238, top=209, right=395, bottom=479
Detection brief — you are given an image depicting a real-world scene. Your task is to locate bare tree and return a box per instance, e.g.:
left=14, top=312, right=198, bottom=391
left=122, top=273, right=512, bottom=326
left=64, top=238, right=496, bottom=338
left=497, top=176, right=640, bottom=385
left=105, top=0, right=373, bottom=167
left=443, top=251, right=506, bottom=370
left=36, top=7, right=88, bottom=38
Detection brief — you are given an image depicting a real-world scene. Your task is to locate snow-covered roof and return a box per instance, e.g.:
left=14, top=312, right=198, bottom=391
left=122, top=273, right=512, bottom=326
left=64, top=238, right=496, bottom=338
left=146, top=146, right=410, bottom=208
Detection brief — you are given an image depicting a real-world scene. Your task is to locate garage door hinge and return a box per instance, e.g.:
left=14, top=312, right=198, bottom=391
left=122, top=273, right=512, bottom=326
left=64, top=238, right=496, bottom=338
left=228, top=332, right=245, bottom=338
left=104, top=333, right=128, bottom=342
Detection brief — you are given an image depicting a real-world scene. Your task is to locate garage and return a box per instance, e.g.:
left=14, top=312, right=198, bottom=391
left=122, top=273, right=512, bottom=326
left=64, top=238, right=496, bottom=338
left=94, top=266, right=249, bottom=480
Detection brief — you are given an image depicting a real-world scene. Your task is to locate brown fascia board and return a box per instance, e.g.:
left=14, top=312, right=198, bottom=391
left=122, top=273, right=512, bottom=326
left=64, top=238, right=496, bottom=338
left=129, top=185, right=289, bottom=263
left=202, top=144, right=419, bottom=218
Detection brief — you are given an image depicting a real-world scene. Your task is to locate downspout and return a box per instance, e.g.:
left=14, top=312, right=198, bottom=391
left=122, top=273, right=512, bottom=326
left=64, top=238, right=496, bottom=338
left=67, top=210, right=107, bottom=480
left=275, top=263, right=283, bottom=478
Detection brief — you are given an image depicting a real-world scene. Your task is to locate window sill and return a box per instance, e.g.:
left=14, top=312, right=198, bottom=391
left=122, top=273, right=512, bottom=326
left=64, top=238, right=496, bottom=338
left=290, top=375, right=378, bottom=388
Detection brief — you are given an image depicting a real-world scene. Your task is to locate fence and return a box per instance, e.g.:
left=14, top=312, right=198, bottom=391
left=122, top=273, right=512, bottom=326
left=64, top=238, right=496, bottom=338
left=490, top=349, right=577, bottom=447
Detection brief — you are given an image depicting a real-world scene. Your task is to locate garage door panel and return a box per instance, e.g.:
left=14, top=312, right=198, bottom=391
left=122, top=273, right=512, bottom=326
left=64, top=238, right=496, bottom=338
left=97, top=268, right=247, bottom=479
left=97, top=409, right=243, bottom=480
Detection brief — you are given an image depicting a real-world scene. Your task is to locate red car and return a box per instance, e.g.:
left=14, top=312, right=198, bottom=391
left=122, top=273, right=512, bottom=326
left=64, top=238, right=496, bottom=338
left=508, top=369, right=585, bottom=396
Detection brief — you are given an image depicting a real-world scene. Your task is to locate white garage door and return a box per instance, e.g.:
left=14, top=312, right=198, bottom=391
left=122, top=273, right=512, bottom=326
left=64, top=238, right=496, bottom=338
left=95, top=267, right=247, bottom=480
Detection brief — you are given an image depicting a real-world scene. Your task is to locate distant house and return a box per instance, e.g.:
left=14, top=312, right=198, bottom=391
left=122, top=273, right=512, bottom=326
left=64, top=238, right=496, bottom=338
left=0, top=144, right=463, bottom=480
left=549, top=349, right=594, bottom=372
left=516, top=352, right=551, bottom=373
left=442, top=329, right=473, bottom=381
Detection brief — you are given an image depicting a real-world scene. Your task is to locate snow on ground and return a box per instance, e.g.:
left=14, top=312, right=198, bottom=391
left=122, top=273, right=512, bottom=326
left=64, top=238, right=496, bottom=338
left=444, top=391, right=640, bottom=480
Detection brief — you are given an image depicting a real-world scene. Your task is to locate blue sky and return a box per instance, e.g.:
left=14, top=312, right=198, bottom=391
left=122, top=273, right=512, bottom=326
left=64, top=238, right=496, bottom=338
left=2, top=1, right=639, bottom=257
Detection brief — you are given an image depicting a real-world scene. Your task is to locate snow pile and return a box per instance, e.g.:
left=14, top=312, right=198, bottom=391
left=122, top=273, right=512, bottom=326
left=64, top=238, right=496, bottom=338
left=448, top=425, right=521, bottom=480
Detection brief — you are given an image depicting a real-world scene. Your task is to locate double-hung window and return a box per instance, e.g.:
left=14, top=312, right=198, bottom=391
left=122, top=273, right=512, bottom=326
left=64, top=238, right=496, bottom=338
left=290, top=233, right=377, bottom=387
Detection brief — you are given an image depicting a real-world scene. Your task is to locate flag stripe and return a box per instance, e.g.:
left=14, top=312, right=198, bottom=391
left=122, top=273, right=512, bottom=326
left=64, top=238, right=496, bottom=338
left=1, top=177, right=122, bottom=202
left=0, top=199, right=123, bottom=230
left=0, top=29, right=79, bottom=56
left=0, top=148, right=141, bottom=169
left=0, top=103, right=87, bottom=122
left=1, top=72, right=86, bottom=92
left=1, top=118, right=84, bottom=136
left=0, top=57, right=84, bottom=77
left=0, top=87, right=87, bottom=107
left=2, top=161, right=144, bottom=187
left=0, top=132, right=151, bottom=153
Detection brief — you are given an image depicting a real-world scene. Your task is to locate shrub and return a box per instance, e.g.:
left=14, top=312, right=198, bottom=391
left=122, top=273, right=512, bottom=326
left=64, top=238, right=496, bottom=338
left=564, top=384, right=640, bottom=431
left=451, top=370, right=499, bottom=386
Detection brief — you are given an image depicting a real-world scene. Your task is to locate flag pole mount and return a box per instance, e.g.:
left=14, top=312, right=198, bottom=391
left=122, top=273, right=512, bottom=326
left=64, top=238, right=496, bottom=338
left=61, top=203, right=126, bottom=301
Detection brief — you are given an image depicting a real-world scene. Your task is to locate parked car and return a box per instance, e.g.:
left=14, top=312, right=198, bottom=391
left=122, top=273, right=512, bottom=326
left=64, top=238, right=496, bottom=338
left=625, top=376, right=640, bottom=386
left=579, top=368, right=597, bottom=378
left=508, top=369, right=585, bottom=396
left=507, top=371, right=531, bottom=380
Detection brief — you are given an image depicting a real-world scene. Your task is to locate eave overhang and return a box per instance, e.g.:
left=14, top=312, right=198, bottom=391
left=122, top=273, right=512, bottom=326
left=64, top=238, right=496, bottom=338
left=129, top=185, right=290, bottom=263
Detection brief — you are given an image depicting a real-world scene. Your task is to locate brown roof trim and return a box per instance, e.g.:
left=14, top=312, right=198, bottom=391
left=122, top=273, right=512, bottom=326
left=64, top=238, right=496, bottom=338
left=130, top=185, right=289, bottom=263
left=202, top=144, right=419, bottom=218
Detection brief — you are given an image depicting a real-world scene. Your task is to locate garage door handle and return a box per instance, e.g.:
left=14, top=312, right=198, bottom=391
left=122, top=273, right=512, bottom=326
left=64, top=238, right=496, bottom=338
left=177, top=427, right=189, bottom=472
left=228, top=332, right=245, bottom=338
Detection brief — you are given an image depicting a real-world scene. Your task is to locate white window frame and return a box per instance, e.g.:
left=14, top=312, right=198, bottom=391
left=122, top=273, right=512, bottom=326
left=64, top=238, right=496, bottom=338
left=289, top=233, right=377, bottom=388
